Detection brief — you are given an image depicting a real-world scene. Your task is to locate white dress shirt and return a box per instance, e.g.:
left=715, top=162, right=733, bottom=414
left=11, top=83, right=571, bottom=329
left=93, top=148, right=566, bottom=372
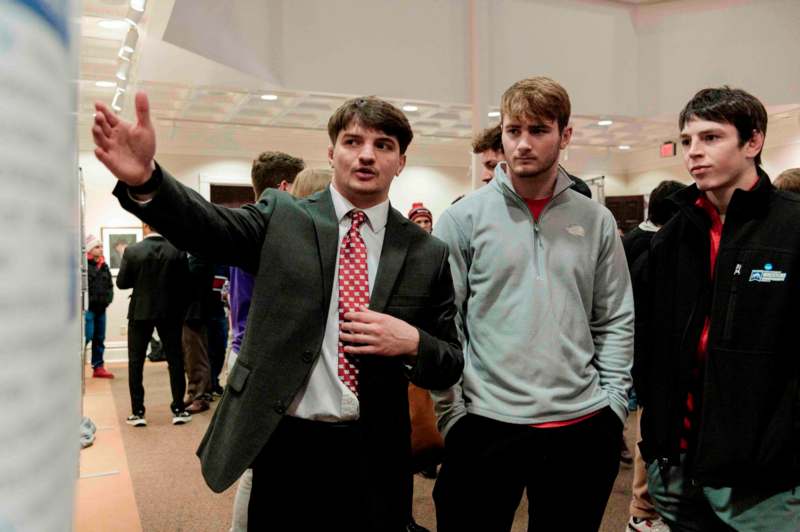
left=287, top=183, right=389, bottom=421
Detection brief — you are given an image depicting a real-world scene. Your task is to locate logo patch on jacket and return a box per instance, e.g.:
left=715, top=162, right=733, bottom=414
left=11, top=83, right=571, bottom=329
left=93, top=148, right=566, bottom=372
left=749, top=263, right=787, bottom=283
left=565, top=224, right=585, bottom=237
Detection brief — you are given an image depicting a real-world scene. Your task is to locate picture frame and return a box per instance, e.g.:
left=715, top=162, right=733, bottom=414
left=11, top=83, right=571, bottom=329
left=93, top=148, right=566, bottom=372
left=101, top=226, right=143, bottom=275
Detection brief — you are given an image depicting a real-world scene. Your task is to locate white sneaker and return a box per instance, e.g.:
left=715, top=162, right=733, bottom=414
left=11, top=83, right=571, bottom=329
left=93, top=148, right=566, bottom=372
left=126, top=414, right=147, bottom=427
left=627, top=516, right=670, bottom=532
left=172, top=410, right=192, bottom=425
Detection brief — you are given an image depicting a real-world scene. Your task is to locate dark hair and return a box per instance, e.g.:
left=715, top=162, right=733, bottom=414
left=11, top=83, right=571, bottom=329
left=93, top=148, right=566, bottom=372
left=648, top=180, right=685, bottom=226
left=472, top=125, right=503, bottom=154
left=327, top=97, right=413, bottom=154
left=678, top=86, right=768, bottom=166
left=251, top=151, right=305, bottom=197
left=501, top=77, right=571, bottom=133
left=775, top=168, right=800, bottom=194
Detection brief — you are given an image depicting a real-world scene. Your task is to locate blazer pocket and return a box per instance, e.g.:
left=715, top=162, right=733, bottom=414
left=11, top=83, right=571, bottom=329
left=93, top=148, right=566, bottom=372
left=227, top=361, right=251, bottom=393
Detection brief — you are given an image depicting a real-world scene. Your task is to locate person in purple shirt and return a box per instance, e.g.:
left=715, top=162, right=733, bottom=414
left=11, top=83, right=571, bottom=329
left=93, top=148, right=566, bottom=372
left=225, top=157, right=329, bottom=532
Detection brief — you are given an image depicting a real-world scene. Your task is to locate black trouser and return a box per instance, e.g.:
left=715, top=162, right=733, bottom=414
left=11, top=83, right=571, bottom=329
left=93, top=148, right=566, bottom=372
left=248, top=416, right=408, bottom=532
left=433, top=409, right=622, bottom=532
left=206, top=315, right=228, bottom=389
left=128, top=319, right=185, bottom=415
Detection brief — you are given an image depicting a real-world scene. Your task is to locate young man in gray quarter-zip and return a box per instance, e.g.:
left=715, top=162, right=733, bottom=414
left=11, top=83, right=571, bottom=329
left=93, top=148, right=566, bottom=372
left=431, top=76, right=634, bottom=531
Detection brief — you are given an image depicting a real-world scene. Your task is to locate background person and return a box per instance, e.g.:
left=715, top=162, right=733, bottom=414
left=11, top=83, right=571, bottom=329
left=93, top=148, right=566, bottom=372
left=622, top=179, right=684, bottom=532
left=116, top=223, right=192, bottom=427
left=85, top=234, right=114, bottom=379
left=774, top=167, right=800, bottom=193
left=226, top=152, right=307, bottom=532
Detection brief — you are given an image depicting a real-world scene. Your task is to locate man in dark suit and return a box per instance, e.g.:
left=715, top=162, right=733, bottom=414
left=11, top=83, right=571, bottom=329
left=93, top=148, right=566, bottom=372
left=116, top=223, right=192, bottom=427
left=93, top=92, right=463, bottom=531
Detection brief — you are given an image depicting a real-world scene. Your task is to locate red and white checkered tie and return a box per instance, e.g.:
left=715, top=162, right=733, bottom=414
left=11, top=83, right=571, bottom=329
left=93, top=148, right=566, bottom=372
left=338, top=210, right=369, bottom=396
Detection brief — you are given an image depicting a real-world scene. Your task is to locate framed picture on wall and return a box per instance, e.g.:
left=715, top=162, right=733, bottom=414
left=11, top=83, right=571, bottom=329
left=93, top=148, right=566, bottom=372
left=101, top=226, right=143, bottom=275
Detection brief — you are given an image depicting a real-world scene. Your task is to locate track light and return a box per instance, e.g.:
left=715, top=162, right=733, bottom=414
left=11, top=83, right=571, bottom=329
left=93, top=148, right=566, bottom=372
left=121, top=28, right=138, bottom=53
left=116, top=61, right=130, bottom=81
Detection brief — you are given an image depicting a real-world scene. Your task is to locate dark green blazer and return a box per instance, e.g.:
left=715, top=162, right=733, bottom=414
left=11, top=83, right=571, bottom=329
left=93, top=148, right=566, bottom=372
left=114, top=167, right=463, bottom=504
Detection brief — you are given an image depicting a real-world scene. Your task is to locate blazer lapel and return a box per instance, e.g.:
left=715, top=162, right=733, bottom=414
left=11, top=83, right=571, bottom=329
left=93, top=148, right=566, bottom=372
left=303, top=188, right=339, bottom=312
left=370, top=208, right=411, bottom=313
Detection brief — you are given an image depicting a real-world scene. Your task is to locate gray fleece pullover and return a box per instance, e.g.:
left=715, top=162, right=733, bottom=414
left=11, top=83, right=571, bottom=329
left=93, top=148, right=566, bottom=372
left=432, top=165, right=633, bottom=437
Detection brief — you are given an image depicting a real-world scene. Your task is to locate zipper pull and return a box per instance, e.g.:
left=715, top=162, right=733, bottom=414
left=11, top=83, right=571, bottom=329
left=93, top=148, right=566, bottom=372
left=734, top=263, right=742, bottom=276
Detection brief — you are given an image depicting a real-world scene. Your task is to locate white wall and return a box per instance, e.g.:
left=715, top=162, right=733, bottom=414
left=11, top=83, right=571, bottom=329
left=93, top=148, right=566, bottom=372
left=490, top=0, right=639, bottom=117
left=636, top=0, right=800, bottom=117
left=153, top=0, right=800, bottom=120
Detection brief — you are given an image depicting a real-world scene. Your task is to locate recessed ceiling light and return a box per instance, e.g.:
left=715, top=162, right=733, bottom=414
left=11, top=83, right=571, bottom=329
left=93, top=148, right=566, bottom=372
left=95, top=81, right=116, bottom=88
left=487, top=111, right=500, bottom=118
left=402, top=105, right=418, bottom=112
left=618, top=145, right=631, bottom=150
left=260, top=94, right=278, bottom=101
left=98, top=19, right=129, bottom=30
left=597, top=119, right=613, bottom=126
left=130, top=0, right=146, bottom=12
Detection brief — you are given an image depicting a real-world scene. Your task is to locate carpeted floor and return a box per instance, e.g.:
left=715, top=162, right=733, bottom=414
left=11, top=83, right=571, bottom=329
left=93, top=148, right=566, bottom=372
left=110, top=361, right=635, bottom=531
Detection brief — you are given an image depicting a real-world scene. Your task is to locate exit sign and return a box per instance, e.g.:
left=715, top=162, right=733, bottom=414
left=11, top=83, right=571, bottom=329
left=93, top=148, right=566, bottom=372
left=660, top=141, right=676, bottom=158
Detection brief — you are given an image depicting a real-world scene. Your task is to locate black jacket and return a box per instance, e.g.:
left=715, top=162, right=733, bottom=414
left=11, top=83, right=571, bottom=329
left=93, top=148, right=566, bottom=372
left=87, top=258, right=113, bottom=312
left=638, top=169, right=800, bottom=490
left=184, top=255, right=226, bottom=322
left=116, top=235, right=189, bottom=321
left=622, top=226, right=655, bottom=272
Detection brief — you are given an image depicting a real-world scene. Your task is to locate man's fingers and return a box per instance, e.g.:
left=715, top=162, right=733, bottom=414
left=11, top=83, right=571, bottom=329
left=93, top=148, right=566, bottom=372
left=340, top=321, right=374, bottom=334
left=344, top=310, right=378, bottom=323
left=343, top=344, right=382, bottom=355
left=94, top=147, right=114, bottom=170
left=92, top=126, right=111, bottom=151
left=94, top=101, right=119, bottom=127
left=94, top=111, right=113, bottom=138
left=134, top=91, right=152, bottom=129
left=339, top=332, right=375, bottom=345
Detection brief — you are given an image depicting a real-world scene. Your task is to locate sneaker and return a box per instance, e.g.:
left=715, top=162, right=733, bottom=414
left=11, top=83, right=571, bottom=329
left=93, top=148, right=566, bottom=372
left=92, top=366, right=115, bottom=379
left=125, top=414, right=147, bottom=427
left=627, top=516, right=670, bottom=532
left=172, top=411, right=192, bottom=425
left=211, top=384, right=224, bottom=397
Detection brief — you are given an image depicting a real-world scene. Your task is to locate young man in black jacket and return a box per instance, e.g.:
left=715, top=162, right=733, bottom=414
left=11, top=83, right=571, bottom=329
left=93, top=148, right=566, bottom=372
left=638, top=87, right=800, bottom=530
left=85, top=234, right=114, bottom=378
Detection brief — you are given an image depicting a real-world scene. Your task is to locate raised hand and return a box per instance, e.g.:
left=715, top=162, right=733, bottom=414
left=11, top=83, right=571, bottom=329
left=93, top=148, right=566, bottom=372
left=92, top=91, right=156, bottom=186
left=340, top=306, right=420, bottom=357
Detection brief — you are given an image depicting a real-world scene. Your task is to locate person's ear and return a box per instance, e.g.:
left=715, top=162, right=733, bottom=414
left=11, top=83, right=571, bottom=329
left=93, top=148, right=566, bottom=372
left=744, top=130, right=764, bottom=160
left=560, top=126, right=573, bottom=150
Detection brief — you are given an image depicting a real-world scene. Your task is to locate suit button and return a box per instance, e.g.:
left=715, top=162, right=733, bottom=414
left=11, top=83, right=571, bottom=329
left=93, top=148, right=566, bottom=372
left=274, top=402, right=286, bottom=414
left=301, top=350, right=313, bottom=363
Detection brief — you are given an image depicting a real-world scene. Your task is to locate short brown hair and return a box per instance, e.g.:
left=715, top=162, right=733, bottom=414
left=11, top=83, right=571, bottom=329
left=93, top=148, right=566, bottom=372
left=472, top=125, right=502, bottom=154
left=292, top=168, right=332, bottom=199
left=327, top=97, right=413, bottom=154
left=679, top=86, right=768, bottom=166
left=774, top=168, right=800, bottom=193
left=251, top=151, right=305, bottom=197
left=501, top=77, right=571, bottom=132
